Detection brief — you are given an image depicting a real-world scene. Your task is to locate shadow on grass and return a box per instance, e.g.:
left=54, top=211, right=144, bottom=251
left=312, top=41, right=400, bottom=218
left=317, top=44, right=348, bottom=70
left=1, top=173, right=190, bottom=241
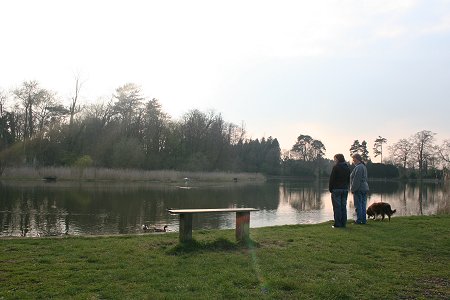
left=167, top=237, right=260, bottom=255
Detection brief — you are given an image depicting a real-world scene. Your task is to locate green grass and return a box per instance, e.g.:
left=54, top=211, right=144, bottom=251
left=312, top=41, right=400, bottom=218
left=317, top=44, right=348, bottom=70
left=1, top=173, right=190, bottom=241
left=1, top=216, right=449, bottom=299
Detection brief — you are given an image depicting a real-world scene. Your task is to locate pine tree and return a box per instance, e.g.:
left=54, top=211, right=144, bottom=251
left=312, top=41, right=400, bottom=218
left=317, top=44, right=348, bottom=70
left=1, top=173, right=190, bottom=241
left=360, top=140, right=370, bottom=162
left=349, top=140, right=360, bottom=157
left=373, top=136, right=387, bottom=163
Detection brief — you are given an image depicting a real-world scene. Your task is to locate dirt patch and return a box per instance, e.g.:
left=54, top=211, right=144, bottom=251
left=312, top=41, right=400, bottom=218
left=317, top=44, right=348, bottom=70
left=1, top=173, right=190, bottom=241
left=416, top=277, right=450, bottom=299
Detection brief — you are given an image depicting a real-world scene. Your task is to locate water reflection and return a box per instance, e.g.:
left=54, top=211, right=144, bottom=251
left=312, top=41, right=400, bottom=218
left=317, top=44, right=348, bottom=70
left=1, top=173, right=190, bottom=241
left=368, top=181, right=450, bottom=217
left=0, top=180, right=448, bottom=237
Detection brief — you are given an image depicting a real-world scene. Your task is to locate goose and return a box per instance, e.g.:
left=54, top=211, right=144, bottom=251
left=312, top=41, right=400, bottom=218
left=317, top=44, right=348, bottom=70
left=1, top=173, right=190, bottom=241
left=154, top=225, right=168, bottom=232
left=142, top=224, right=168, bottom=232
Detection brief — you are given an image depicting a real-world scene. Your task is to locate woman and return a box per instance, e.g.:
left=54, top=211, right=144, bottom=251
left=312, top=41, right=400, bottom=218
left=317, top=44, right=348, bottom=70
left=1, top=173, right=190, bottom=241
left=350, top=153, right=369, bottom=224
left=329, top=154, right=350, bottom=228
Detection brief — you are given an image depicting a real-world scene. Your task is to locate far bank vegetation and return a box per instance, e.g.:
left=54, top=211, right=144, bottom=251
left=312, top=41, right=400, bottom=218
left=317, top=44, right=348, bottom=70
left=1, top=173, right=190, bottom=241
left=2, top=166, right=265, bottom=183
left=1, top=81, right=449, bottom=180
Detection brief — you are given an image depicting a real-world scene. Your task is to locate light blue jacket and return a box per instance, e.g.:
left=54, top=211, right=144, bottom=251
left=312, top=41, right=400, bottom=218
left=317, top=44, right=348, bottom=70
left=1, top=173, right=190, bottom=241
left=350, top=163, right=369, bottom=192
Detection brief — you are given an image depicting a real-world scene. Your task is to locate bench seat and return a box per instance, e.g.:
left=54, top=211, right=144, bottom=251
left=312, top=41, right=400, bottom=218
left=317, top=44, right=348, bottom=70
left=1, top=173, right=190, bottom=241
left=168, top=208, right=259, bottom=243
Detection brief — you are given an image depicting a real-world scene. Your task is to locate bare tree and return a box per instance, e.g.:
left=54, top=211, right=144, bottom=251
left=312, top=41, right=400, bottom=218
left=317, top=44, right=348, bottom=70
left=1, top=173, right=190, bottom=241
left=13, top=81, right=47, bottom=139
left=438, top=140, right=450, bottom=165
left=227, top=121, right=246, bottom=146
left=180, top=109, right=215, bottom=155
left=438, top=140, right=450, bottom=180
left=0, top=89, right=15, bottom=150
left=82, top=99, right=115, bottom=128
left=410, top=130, right=436, bottom=180
left=69, top=75, right=84, bottom=127
left=0, top=88, right=8, bottom=116
left=34, top=90, right=68, bottom=132
left=388, top=138, right=414, bottom=169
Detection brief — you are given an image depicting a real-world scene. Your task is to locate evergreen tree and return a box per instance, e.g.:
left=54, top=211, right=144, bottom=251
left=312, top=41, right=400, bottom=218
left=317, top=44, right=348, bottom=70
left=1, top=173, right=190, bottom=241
left=360, top=140, right=370, bottom=162
left=350, top=140, right=370, bottom=162
left=373, top=136, right=387, bottom=163
left=349, top=140, right=361, bottom=157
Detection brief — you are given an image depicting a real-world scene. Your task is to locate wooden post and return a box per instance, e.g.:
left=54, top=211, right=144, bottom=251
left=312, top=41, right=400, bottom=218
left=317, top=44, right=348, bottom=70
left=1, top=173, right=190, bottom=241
left=179, top=213, right=193, bottom=243
left=235, top=211, right=250, bottom=242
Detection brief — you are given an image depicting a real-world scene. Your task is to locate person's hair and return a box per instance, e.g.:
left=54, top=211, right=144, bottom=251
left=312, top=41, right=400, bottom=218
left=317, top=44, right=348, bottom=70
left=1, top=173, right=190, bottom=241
left=334, top=153, right=345, bottom=163
left=352, top=153, right=365, bottom=164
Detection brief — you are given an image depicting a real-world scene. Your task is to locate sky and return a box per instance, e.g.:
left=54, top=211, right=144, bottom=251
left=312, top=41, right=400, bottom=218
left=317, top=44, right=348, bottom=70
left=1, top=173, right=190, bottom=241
left=1, top=0, right=450, bottom=160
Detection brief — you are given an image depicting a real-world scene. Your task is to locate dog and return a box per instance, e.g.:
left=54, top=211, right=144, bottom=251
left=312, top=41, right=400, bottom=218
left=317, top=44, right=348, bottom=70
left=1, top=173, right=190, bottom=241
left=366, top=202, right=396, bottom=221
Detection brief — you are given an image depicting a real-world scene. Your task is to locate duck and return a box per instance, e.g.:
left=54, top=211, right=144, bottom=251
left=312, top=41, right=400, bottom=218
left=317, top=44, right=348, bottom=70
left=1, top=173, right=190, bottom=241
left=154, top=225, right=168, bottom=232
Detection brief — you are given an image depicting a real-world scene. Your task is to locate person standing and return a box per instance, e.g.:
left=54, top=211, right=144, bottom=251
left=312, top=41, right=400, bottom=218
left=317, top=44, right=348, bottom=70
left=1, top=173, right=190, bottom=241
left=329, top=154, right=350, bottom=228
left=350, top=153, right=369, bottom=224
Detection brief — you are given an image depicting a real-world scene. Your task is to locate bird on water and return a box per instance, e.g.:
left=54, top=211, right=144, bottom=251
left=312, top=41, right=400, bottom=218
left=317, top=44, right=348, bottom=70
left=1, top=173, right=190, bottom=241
left=142, top=224, right=168, bottom=232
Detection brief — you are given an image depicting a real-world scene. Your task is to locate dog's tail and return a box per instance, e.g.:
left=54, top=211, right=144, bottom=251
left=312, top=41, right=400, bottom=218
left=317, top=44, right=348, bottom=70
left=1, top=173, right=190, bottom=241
left=386, top=204, right=396, bottom=215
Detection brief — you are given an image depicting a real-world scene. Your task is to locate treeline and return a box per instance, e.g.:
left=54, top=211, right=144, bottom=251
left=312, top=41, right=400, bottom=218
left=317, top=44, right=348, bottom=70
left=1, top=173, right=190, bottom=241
left=347, top=131, right=450, bottom=180
left=281, top=131, right=450, bottom=180
left=1, top=81, right=449, bottom=179
left=0, top=81, right=281, bottom=175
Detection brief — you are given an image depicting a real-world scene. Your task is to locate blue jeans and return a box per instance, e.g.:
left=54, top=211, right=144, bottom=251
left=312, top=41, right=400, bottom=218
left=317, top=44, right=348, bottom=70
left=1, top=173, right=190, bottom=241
left=331, top=189, right=348, bottom=227
left=353, top=191, right=367, bottom=224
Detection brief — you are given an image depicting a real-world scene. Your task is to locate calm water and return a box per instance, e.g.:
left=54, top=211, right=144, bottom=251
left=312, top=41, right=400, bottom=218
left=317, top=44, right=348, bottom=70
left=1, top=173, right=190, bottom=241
left=1, top=180, right=449, bottom=237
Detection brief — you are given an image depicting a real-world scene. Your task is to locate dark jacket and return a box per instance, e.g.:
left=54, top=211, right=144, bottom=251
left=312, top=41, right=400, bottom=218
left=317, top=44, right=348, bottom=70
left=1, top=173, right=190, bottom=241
left=329, top=162, right=350, bottom=192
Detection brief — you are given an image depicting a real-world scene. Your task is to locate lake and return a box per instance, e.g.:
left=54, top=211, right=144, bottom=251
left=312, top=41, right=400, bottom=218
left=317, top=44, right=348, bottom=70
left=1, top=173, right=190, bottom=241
left=1, top=179, right=449, bottom=237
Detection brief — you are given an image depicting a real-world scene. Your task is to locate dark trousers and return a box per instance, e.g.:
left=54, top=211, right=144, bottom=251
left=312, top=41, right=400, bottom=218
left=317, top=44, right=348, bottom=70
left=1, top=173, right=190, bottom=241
left=331, top=189, right=348, bottom=227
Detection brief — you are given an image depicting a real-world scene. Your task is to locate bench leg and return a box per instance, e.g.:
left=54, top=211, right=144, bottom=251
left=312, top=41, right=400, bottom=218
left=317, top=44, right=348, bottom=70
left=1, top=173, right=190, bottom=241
left=179, top=213, right=193, bottom=243
left=236, top=211, right=250, bottom=242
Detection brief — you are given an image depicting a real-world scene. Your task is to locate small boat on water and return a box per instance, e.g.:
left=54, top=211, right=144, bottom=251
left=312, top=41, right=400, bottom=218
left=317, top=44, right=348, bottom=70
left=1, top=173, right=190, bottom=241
left=177, top=186, right=192, bottom=190
left=42, top=176, right=57, bottom=182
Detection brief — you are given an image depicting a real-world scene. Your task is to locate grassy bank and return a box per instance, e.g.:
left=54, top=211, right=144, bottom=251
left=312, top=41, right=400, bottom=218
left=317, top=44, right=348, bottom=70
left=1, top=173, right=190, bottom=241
left=1, top=216, right=449, bottom=299
left=1, top=166, right=265, bottom=183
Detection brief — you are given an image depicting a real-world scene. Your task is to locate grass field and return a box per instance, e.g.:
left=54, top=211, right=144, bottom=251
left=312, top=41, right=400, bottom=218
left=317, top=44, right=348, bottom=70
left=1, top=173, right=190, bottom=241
left=1, top=215, right=449, bottom=299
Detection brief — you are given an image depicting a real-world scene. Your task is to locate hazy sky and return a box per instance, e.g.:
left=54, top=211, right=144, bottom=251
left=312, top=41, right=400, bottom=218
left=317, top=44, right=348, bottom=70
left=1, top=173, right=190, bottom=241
left=1, top=0, right=450, bottom=160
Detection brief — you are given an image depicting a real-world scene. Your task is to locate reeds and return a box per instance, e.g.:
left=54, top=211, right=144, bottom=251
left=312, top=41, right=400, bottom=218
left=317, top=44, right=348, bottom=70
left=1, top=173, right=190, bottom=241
left=1, top=166, right=265, bottom=182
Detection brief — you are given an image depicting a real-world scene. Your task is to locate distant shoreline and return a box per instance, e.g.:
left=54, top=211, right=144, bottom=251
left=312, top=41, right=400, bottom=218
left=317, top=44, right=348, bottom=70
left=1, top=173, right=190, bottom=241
left=267, top=175, right=447, bottom=184
left=1, top=167, right=446, bottom=184
left=0, top=166, right=266, bottom=183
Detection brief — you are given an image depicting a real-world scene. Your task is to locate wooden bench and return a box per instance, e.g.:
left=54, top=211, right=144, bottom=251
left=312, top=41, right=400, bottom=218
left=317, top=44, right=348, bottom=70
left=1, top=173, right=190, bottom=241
left=167, top=208, right=259, bottom=243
